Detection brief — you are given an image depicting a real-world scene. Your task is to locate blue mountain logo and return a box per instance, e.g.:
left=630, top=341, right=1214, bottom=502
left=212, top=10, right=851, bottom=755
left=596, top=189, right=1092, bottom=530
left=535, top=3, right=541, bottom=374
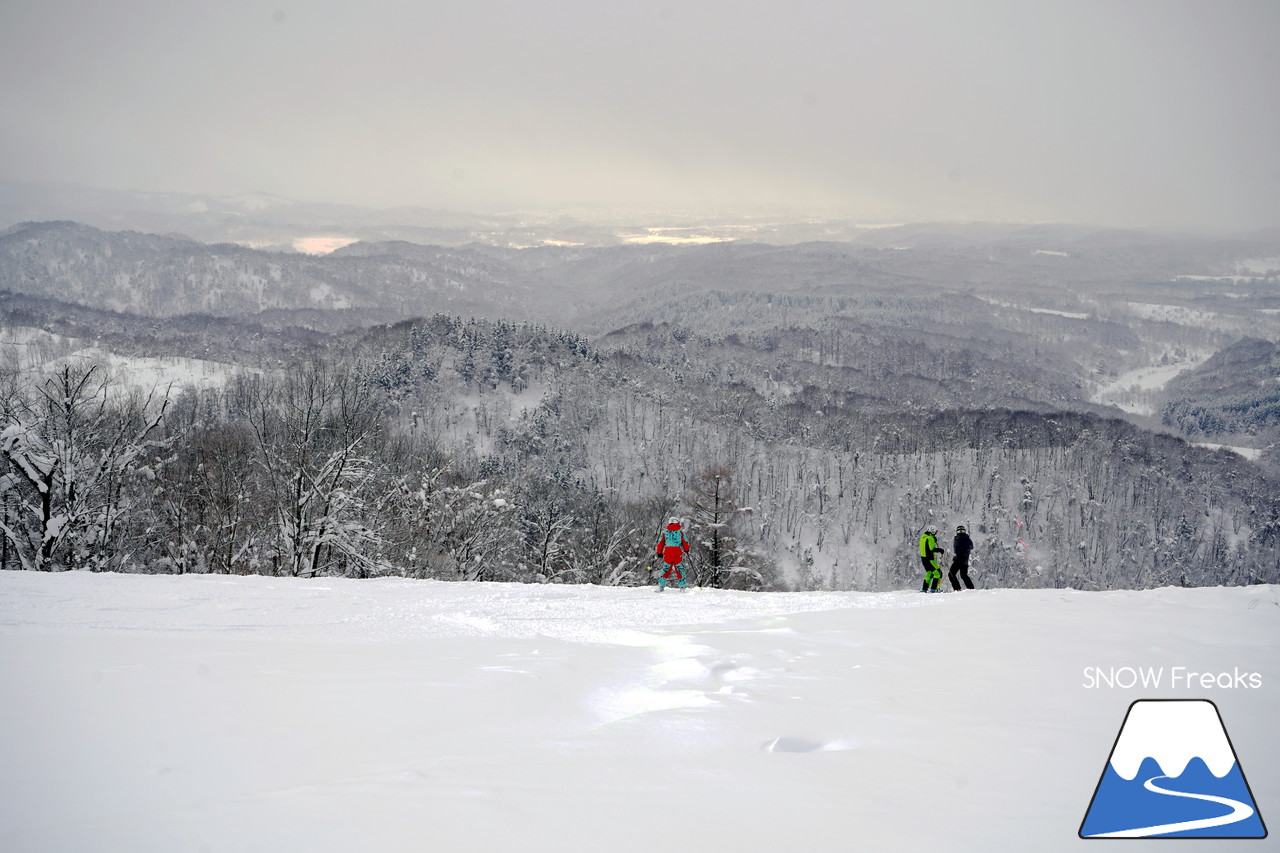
left=1080, top=699, right=1267, bottom=838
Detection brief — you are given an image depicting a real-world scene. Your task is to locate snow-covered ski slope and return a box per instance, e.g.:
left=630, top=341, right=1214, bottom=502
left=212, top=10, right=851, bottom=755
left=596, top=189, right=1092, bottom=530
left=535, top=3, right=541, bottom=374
left=0, top=573, right=1275, bottom=852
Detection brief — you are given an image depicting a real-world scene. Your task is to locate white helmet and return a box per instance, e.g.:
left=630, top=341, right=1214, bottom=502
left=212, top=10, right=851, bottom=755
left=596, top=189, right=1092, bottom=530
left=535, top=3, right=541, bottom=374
left=668, top=517, right=681, bottom=525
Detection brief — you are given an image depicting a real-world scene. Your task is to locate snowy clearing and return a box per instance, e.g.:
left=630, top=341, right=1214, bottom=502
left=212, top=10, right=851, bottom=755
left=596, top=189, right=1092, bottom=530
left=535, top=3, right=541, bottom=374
left=1125, top=302, right=1231, bottom=329
left=1028, top=306, right=1087, bottom=319
left=0, top=573, right=1275, bottom=852
left=41, top=347, right=247, bottom=395
left=0, top=326, right=80, bottom=369
left=293, top=236, right=360, bottom=255
left=1193, top=442, right=1263, bottom=461
left=620, top=232, right=731, bottom=245
left=3, top=326, right=248, bottom=400
left=1091, top=357, right=1208, bottom=416
left=1236, top=258, right=1280, bottom=275
left=974, top=296, right=1089, bottom=320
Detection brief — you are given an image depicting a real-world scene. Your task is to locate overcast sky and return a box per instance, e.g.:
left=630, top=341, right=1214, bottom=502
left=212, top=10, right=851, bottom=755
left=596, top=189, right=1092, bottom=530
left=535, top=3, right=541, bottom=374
left=2, top=0, right=1278, bottom=228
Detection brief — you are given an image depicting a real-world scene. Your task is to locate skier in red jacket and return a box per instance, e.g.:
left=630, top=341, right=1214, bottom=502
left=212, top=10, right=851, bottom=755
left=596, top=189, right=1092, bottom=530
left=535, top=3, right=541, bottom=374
left=656, top=517, right=691, bottom=590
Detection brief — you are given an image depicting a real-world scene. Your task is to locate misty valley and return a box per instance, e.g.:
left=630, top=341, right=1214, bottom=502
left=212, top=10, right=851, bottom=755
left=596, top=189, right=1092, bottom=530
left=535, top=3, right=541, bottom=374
left=2, top=218, right=1278, bottom=590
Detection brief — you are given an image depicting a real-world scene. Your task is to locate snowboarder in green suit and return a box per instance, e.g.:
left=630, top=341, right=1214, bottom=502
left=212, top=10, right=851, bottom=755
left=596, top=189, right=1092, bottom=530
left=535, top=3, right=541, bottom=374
left=919, top=526, right=944, bottom=593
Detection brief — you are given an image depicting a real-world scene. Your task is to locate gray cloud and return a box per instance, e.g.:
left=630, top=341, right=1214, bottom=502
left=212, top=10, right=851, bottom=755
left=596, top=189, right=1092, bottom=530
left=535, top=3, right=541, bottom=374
left=2, top=0, right=1277, bottom=228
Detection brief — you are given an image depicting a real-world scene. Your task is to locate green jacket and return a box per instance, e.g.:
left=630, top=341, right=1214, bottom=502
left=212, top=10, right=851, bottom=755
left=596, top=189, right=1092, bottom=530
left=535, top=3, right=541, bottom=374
left=919, top=532, right=940, bottom=558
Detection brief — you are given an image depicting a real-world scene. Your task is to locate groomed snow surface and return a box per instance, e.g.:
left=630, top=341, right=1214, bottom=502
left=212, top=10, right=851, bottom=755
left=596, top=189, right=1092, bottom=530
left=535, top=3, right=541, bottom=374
left=1, top=574, right=1276, bottom=853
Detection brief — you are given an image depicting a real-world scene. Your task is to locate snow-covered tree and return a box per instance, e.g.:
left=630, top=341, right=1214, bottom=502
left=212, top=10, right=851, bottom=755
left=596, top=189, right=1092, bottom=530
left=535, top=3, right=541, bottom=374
left=381, top=464, right=521, bottom=581
left=685, top=464, right=769, bottom=589
left=243, top=361, right=387, bottom=577
left=0, top=364, right=169, bottom=571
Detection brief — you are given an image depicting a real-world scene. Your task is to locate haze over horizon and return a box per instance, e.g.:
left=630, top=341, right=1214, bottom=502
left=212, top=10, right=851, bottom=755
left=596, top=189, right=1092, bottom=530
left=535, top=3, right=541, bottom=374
left=3, top=0, right=1279, bottom=230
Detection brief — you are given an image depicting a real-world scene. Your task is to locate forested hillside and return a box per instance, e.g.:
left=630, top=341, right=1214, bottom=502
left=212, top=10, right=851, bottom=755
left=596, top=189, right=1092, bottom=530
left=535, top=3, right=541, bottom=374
left=3, top=313, right=1277, bottom=590
left=357, top=318, right=1280, bottom=590
left=1160, top=338, right=1280, bottom=455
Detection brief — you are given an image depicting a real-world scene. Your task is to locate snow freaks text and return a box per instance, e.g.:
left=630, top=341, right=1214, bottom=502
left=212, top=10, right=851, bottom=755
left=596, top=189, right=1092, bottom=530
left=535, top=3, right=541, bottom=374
left=1082, top=667, right=1263, bottom=690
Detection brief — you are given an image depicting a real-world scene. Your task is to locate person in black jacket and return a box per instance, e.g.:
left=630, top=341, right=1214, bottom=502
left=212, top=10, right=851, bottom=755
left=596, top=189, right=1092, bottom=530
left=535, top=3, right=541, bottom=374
left=949, top=525, right=975, bottom=590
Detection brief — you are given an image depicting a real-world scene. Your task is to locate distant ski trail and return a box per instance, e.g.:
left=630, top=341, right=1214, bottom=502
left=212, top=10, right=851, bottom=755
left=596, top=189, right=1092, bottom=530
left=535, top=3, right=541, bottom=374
left=1086, top=774, right=1255, bottom=838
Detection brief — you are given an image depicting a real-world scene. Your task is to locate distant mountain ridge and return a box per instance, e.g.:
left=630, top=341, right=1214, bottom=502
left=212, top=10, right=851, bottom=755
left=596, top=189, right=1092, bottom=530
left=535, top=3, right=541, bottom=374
left=0, top=179, right=509, bottom=243
left=0, top=220, right=533, bottom=321
left=0, top=221, right=1050, bottom=327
